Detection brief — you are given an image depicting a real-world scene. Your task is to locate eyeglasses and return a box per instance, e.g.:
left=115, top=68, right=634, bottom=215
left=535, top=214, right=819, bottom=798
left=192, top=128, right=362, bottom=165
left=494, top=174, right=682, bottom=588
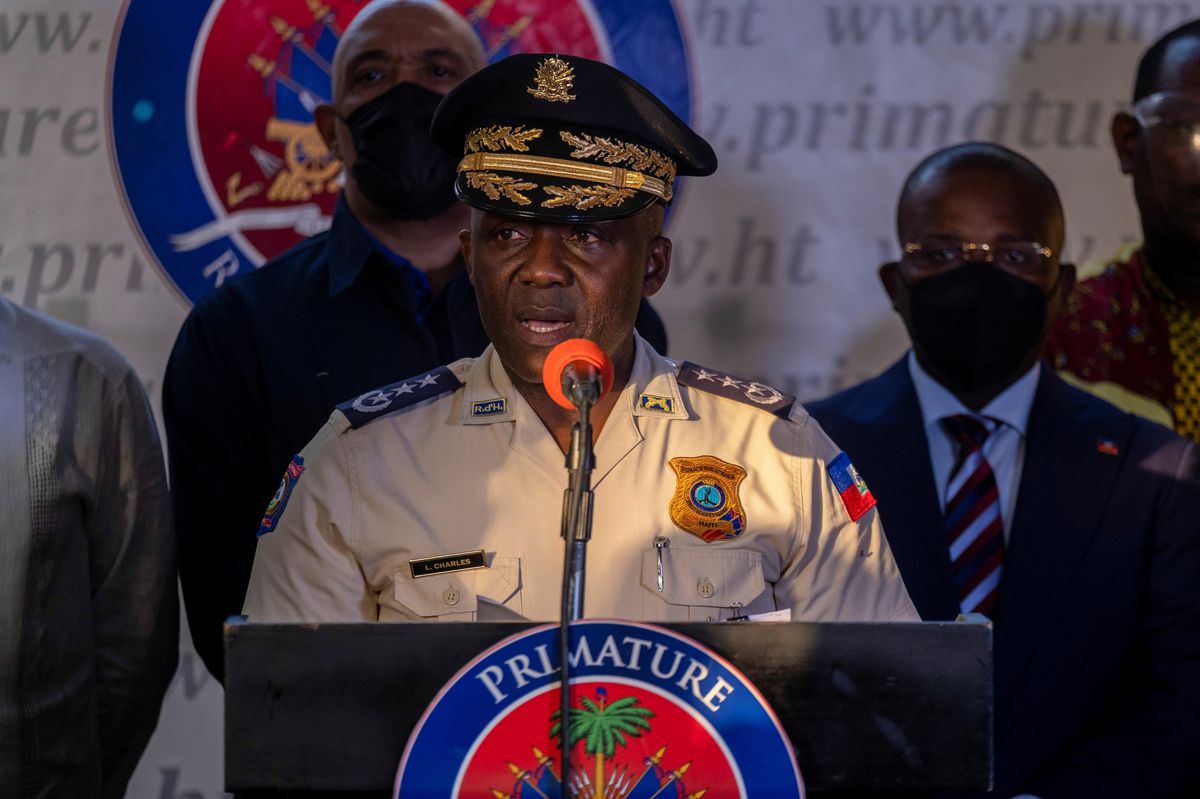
left=1132, top=90, right=1200, bottom=151
left=902, top=238, right=1054, bottom=279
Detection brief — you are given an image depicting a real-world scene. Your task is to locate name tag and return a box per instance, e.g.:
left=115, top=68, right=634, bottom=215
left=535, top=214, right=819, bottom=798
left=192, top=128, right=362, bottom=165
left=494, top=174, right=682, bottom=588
left=409, top=549, right=488, bottom=578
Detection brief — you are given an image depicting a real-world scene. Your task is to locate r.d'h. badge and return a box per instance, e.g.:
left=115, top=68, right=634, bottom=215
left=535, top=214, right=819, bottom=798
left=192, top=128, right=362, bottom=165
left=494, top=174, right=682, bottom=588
left=669, top=455, right=748, bottom=542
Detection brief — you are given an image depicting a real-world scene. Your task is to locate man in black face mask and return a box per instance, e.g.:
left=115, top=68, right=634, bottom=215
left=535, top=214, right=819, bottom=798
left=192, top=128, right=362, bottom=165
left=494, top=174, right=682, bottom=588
left=163, top=0, right=670, bottom=682
left=809, top=142, right=1200, bottom=799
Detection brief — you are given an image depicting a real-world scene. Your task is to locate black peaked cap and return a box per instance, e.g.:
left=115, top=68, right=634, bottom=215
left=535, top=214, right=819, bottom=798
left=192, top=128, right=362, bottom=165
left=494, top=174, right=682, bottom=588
left=431, top=53, right=717, bottom=222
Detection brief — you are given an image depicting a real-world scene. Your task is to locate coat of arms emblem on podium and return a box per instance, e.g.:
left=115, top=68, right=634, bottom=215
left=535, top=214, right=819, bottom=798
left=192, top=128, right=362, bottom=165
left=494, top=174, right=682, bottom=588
left=394, top=621, right=804, bottom=798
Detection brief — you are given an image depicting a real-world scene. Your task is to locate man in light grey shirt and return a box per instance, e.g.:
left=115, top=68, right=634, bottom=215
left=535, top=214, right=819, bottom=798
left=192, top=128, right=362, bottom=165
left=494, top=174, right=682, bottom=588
left=0, top=297, right=177, bottom=798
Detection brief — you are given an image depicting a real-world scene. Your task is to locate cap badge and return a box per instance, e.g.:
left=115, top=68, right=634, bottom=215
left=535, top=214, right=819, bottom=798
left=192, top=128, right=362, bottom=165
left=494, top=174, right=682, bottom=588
left=527, top=56, right=576, bottom=103
left=668, top=455, right=748, bottom=542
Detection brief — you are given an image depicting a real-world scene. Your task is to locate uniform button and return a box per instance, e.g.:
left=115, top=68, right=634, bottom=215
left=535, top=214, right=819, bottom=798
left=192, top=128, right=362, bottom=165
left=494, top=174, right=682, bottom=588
left=443, top=587, right=460, bottom=606
left=697, top=579, right=715, bottom=599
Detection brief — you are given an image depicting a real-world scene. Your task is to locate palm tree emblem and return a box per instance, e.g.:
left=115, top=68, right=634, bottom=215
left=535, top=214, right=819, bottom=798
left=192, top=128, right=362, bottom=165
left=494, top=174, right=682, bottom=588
left=551, top=687, right=653, bottom=799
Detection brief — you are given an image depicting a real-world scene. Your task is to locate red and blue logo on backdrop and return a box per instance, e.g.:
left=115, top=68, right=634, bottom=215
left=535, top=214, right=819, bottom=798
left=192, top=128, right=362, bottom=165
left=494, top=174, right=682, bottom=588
left=395, top=620, right=805, bottom=798
left=107, top=0, right=696, bottom=306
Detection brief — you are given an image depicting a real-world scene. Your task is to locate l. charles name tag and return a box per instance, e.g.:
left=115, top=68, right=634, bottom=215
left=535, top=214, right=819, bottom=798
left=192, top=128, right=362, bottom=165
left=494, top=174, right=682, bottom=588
left=409, top=549, right=488, bottom=578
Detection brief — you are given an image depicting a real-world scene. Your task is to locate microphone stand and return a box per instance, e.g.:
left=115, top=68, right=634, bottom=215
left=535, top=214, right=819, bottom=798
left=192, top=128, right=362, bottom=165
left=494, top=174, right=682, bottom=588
left=558, top=375, right=597, bottom=795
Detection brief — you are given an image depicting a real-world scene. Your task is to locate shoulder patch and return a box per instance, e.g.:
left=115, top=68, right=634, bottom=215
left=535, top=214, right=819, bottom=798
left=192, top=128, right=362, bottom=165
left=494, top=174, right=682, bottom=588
left=827, top=451, right=877, bottom=522
left=258, top=455, right=304, bottom=537
left=676, top=361, right=795, bottom=417
left=337, top=365, right=463, bottom=428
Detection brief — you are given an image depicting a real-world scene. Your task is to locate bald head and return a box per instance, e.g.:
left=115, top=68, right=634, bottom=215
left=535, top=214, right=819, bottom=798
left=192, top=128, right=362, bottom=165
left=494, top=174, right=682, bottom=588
left=1134, top=19, right=1200, bottom=101
left=313, top=0, right=485, bottom=226
left=883, top=143, right=1074, bottom=408
left=329, top=0, right=485, bottom=103
left=897, top=142, right=1064, bottom=249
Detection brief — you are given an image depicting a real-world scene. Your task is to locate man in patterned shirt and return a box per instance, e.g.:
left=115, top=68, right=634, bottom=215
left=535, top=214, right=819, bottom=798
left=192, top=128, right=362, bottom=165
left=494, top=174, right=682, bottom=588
left=1048, top=20, right=1200, bottom=438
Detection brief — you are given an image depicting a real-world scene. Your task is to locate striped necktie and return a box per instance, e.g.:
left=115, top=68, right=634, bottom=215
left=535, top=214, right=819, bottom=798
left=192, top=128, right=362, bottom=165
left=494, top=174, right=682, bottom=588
left=940, top=414, right=1004, bottom=616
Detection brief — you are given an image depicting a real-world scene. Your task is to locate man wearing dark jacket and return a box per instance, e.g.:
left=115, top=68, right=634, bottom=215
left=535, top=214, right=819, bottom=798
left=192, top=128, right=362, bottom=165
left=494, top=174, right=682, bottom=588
left=809, top=142, right=1200, bottom=798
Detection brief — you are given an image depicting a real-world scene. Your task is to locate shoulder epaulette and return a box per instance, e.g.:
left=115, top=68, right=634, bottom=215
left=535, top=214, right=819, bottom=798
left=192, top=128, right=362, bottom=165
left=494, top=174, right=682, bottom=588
left=676, top=361, right=796, bottom=417
left=337, top=365, right=463, bottom=429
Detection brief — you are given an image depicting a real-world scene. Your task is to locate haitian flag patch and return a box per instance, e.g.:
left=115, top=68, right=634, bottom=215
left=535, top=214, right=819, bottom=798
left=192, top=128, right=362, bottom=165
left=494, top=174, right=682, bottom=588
left=257, top=455, right=304, bottom=537
left=826, top=452, right=876, bottom=522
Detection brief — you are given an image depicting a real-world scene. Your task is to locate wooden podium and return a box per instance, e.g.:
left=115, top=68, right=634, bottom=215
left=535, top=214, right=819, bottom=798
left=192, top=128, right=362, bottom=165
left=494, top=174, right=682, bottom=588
left=225, top=619, right=991, bottom=797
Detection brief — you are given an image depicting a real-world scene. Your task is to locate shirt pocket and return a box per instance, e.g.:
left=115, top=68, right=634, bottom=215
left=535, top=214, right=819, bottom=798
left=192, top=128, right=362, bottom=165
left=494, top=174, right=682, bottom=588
left=389, top=556, right=521, bottom=620
left=641, top=546, right=770, bottom=621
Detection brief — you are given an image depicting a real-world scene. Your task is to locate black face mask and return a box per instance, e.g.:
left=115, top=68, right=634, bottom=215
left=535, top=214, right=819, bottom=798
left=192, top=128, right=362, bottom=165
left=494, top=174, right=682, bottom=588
left=341, top=82, right=458, bottom=220
left=900, top=263, right=1053, bottom=396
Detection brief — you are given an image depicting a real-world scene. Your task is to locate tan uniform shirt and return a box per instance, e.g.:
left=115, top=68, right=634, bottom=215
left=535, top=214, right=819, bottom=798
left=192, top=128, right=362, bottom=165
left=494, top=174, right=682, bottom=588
left=243, top=337, right=917, bottom=624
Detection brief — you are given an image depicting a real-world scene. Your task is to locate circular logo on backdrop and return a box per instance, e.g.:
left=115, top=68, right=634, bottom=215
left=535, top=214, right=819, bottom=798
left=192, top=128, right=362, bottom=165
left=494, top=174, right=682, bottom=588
left=395, top=621, right=804, bottom=798
left=107, top=0, right=695, bottom=306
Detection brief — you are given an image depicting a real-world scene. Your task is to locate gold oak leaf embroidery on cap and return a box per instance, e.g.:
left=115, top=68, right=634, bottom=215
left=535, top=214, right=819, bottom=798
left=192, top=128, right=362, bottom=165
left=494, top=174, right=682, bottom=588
left=542, top=184, right=635, bottom=210
left=527, top=56, right=576, bottom=103
left=466, top=172, right=536, bottom=205
left=465, top=125, right=544, bottom=153
left=560, top=131, right=676, bottom=181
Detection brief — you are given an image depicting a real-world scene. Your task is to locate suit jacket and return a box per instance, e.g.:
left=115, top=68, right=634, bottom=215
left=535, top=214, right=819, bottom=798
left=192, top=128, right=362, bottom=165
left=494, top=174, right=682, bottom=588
left=807, top=357, right=1200, bottom=799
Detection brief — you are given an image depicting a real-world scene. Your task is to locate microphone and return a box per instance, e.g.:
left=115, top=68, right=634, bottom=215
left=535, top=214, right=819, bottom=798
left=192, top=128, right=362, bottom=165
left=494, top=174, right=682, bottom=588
left=542, top=339, right=615, bottom=410
left=544, top=340, right=612, bottom=772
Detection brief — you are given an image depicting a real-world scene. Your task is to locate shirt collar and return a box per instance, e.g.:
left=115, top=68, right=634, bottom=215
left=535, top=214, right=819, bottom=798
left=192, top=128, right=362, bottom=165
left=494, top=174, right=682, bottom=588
left=459, top=334, right=689, bottom=426
left=908, top=349, right=1039, bottom=435
left=627, top=335, right=689, bottom=420
left=458, top=345, right=519, bottom=424
left=326, top=197, right=375, bottom=297
left=358, top=226, right=433, bottom=315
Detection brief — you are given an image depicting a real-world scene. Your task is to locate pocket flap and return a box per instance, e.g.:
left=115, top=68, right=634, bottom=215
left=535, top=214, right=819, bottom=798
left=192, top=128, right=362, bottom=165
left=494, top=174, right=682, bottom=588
left=393, top=556, right=519, bottom=617
left=641, top=546, right=765, bottom=608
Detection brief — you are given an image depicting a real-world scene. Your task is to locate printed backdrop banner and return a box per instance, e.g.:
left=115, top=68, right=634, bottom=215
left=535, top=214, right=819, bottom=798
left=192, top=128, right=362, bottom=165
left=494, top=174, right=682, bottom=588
left=0, top=0, right=1178, bottom=796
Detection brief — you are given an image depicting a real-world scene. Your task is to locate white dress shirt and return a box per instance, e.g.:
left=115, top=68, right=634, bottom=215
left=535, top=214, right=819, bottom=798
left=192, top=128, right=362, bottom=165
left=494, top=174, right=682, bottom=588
left=908, top=351, right=1040, bottom=541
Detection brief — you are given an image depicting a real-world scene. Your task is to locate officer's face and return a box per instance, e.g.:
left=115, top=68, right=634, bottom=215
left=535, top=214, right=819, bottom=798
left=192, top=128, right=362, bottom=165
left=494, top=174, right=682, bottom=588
left=461, top=208, right=671, bottom=388
left=1114, top=37, right=1200, bottom=249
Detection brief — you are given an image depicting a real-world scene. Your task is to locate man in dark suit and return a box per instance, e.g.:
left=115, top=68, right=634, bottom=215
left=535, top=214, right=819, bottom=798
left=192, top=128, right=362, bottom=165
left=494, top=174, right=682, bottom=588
left=808, top=142, right=1200, bottom=798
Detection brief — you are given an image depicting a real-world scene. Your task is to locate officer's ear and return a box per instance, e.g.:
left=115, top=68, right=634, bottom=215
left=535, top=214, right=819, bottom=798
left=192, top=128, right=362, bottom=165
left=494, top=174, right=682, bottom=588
left=314, top=103, right=341, bottom=160
left=642, top=235, right=671, bottom=298
left=879, top=261, right=903, bottom=311
left=1111, top=111, right=1139, bottom=175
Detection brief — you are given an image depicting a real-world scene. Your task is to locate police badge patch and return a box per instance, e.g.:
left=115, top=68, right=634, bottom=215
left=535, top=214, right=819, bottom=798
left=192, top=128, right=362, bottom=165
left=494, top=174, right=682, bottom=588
left=668, top=455, right=748, bottom=542
left=258, top=455, right=304, bottom=536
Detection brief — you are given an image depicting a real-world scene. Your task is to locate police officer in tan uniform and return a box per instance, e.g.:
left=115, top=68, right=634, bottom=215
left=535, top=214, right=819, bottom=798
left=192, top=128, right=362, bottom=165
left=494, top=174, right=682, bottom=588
left=243, top=54, right=917, bottom=625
